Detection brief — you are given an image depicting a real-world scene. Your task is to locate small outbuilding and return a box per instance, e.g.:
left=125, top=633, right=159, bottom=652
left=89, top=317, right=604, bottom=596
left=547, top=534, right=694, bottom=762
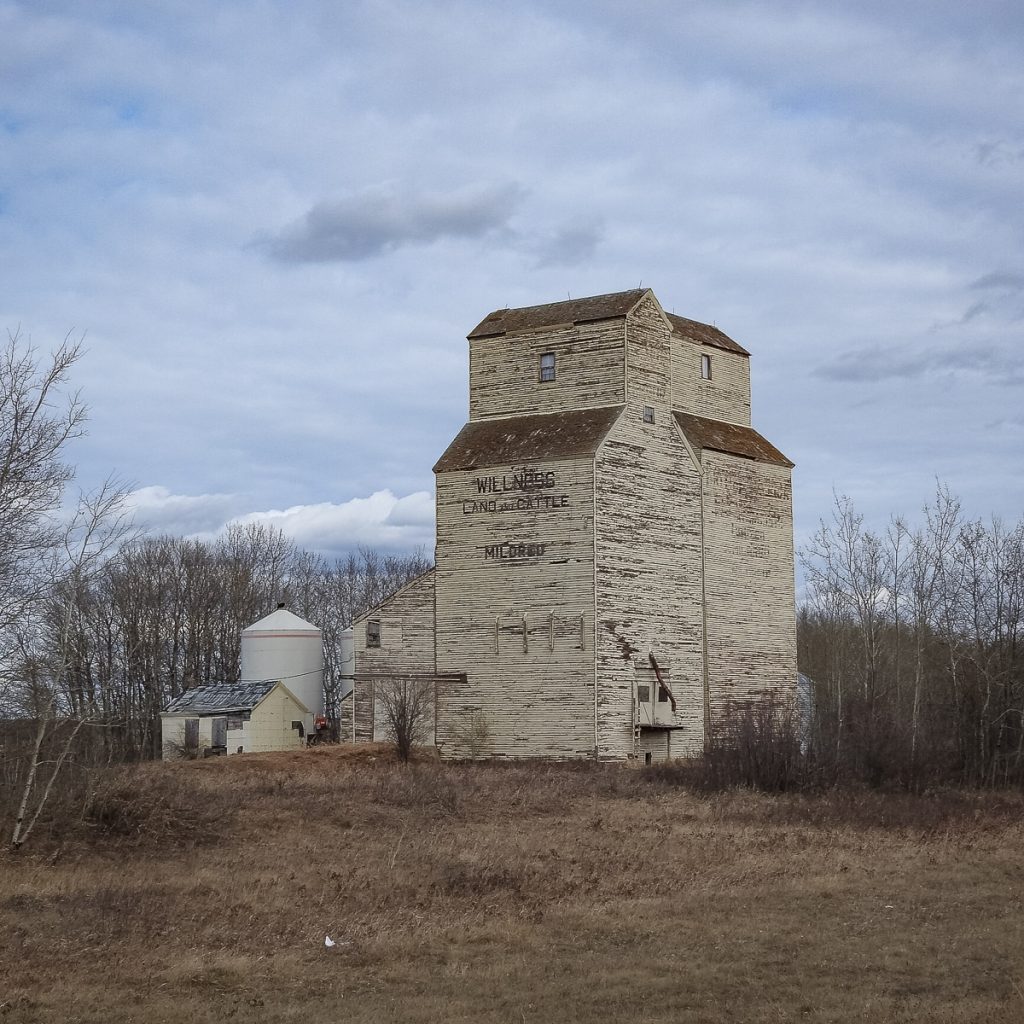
left=160, top=680, right=311, bottom=759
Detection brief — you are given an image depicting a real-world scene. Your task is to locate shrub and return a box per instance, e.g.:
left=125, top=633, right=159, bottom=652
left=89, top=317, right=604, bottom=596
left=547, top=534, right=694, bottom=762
left=700, top=698, right=808, bottom=792
left=453, top=711, right=492, bottom=759
left=82, top=769, right=234, bottom=848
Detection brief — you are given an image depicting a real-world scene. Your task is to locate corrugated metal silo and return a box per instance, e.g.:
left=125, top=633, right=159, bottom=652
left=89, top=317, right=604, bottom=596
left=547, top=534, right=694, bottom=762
left=241, top=604, right=324, bottom=718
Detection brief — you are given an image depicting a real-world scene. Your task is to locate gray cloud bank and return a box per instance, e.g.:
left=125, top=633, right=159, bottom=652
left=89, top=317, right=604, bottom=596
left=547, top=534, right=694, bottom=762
left=971, top=271, right=1024, bottom=292
left=265, top=183, right=525, bottom=262
left=816, top=344, right=1024, bottom=385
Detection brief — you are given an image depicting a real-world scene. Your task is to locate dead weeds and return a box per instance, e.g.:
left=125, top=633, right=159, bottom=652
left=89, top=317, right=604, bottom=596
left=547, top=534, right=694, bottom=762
left=2, top=748, right=1023, bottom=1023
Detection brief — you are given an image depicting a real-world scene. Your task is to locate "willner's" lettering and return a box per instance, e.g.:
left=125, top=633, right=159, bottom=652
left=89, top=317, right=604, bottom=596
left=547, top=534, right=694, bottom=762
left=475, top=470, right=555, bottom=494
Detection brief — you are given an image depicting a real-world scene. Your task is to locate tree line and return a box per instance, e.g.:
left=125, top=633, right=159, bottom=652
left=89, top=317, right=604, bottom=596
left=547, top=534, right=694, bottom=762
left=1, top=332, right=428, bottom=756
left=798, top=487, right=1024, bottom=789
left=1, top=333, right=431, bottom=847
left=40, top=529, right=430, bottom=759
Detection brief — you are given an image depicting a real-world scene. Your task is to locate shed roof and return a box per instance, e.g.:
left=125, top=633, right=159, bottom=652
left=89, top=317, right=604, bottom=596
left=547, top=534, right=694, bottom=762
left=468, top=289, right=647, bottom=339
left=674, top=412, right=793, bottom=468
left=163, top=680, right=278, bottom=715
left=665, top=313, right=749, bottom=356
left=434, top=406, right=623, bottom=472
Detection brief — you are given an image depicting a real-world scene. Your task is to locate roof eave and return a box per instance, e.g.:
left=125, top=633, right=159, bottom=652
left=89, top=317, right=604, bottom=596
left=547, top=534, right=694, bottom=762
left=702, top=444, right=794, bottom=469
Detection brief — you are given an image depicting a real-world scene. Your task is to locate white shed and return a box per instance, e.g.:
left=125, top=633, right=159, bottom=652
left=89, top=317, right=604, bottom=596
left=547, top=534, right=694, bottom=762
left=160, top=680, right=311, bottom=759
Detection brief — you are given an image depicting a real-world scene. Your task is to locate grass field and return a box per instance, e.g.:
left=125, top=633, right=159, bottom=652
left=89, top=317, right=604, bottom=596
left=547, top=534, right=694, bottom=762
left=2, top=746, right=1024, bottom=1023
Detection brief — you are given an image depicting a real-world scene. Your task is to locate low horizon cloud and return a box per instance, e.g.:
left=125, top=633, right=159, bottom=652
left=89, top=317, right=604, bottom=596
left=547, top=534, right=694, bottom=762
left=126, top=485, right=435, bottom=559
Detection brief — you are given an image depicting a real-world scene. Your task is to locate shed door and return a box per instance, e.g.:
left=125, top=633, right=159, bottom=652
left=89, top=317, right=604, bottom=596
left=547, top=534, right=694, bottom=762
left=184, top=719, right=199, bottom=749
left=211, top=717, right=227, bottom=747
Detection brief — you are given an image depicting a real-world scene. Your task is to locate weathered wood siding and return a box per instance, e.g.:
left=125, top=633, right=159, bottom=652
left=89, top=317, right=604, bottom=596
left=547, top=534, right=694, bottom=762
left=671, top=336, right=751, bottom=426
left=353, top=682, right=373, bottom=744
left=428, top=288, right=795, bottom=762
left=700, top=452, right=797, bottom=727
left=638, top=730, right=671, bottom=762
left=434, top=455, right=598, bottom=758
left=595, top=294, right=706, bottom=759
left=241, top=686, right=308, bottom=753
left=352, top=571, right=436, bottom=742
left=160, top=715, right=211, bottom=759
left=469, top=320, right=625, bottom=420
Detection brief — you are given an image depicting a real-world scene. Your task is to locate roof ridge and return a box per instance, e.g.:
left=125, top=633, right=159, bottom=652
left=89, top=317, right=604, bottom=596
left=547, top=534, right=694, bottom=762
left=468, top=289, right=649, bottom=339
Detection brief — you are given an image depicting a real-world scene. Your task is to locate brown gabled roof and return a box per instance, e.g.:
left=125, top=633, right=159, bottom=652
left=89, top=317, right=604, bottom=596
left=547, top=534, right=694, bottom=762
left=674, top=412, right=793, bottom=468
left=665, top=313, right=749, bottom=356
left=468, top=289, right=647, bottom=339
left=434, top=407, right=623, bottom=472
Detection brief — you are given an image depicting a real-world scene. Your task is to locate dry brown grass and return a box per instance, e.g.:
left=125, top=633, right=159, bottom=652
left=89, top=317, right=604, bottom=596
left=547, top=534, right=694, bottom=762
left=2, top=747, right=1023, bottom=1023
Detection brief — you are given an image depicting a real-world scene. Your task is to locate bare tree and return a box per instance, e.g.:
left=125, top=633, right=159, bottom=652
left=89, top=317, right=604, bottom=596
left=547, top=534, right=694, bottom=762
left=7, top=478, right=134, bottom=851
left=0, top=332, right=137, bottom=849
left=376, top=676, right=434, bottom=763
left=0, top=331, right=86, bottom=654
left=799, top=484, right=1024, bottom=789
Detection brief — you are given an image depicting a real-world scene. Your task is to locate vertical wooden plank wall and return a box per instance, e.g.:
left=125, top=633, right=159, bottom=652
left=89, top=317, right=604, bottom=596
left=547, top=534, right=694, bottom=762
left=352, top=572, right=437, bottom=742
left=595, top=295, right=706, bottom=758
left=700, top=453, right=798, bottom=728
left=434, top=455, right=598, bottom=757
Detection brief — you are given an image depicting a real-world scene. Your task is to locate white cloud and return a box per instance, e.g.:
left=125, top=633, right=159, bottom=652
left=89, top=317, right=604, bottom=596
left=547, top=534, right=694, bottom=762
left=126, top=485, right=435, bottom=558
left=227, top=490, right=435, bottom=556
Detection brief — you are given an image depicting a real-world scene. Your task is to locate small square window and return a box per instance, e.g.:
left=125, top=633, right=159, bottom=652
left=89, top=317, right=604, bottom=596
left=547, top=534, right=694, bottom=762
left=637, top=685, right=651, bottom=703
left=539, top=352, right=556, bottom=382
left=658, top=686, right=670, bottom=703
left=366, top=619, right=381, bottom=648
left=700, top=353, right=712, bottom=380
left=643, top=405, right=655, bottom=424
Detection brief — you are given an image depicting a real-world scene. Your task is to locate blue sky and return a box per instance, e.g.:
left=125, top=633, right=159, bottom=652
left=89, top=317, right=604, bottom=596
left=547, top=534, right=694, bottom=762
left=2, top=0, right=1022, bottom=560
